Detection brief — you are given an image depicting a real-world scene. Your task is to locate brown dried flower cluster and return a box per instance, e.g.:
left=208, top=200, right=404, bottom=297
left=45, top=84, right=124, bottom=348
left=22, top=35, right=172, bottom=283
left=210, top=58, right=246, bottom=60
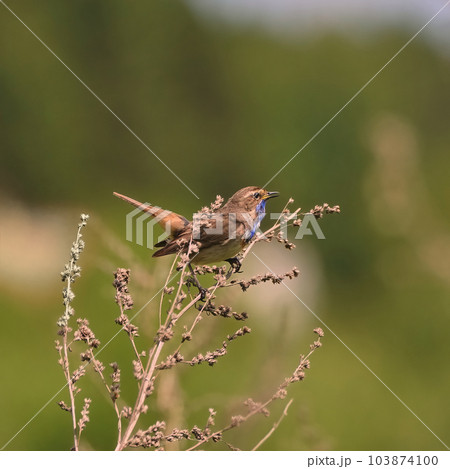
left=74, top=319, right=100, bottom=348
left=308, top=203, right=341, bottom=219
left=114, top=269, right=139, bottom=338
left=202, top=302, right=249, bottom=320
left=230, top=267, right=300, bottom=292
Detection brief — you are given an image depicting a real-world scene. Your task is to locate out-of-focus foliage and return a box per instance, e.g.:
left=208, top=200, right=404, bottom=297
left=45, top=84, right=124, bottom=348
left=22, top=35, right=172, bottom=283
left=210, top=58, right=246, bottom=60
left=0, top=0, right=449, bottom=451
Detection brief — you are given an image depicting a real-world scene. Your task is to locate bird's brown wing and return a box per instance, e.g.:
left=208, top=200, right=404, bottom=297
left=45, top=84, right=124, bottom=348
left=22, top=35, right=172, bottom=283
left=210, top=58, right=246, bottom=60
left=152, top=226, right=193, bottom=257
left=113, top=192, right=189, bottom=237
left=152, top=218, right=247, bottom=259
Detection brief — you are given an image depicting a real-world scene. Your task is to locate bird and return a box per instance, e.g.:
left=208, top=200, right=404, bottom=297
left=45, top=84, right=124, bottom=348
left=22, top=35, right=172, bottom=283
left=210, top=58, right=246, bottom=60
left=114, top=186, right=279, bottom=296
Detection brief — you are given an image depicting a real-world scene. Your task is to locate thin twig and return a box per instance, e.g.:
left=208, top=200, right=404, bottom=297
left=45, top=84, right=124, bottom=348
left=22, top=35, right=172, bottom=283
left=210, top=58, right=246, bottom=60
left=88, top=351, right=123, bottom=446
left=62, top=333, right=78, bottom=451
left=251, top=399, right=293, bottom=450
left=158, top=254, right=180, bottom=327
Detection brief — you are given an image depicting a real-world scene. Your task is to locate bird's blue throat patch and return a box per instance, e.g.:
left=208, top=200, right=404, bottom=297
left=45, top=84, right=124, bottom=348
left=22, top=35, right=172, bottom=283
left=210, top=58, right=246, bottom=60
left=245, top=199, right=267, bottom=242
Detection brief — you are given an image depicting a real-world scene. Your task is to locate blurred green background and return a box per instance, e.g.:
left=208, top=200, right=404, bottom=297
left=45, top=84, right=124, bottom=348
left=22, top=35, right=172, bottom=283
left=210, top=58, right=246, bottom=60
left=1, top=0, right=449, bottom=451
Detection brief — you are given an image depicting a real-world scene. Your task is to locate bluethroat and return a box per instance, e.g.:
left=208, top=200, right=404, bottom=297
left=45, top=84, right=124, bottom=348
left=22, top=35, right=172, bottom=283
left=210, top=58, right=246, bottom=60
left=114, top=186, right=279, bottom=296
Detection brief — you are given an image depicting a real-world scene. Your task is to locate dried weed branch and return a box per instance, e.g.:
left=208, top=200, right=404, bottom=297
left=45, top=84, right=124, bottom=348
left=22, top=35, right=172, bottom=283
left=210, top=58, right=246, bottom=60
left=55, top=214, right=90, bottom=451
left=56, top=198, right=339, bottom=450
left=186, top=327, right=324, bottom=451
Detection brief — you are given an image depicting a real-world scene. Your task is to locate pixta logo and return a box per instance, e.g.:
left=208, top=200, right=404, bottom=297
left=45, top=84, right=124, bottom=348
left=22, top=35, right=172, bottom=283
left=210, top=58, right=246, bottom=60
left=126, top=204, right=172, bottom=249
left=125, top=208, right=327, bottom=250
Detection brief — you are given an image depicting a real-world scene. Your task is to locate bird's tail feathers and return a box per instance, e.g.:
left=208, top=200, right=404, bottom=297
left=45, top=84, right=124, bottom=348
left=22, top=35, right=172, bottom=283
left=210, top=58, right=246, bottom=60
left=113, top=192, right=189, bottom=237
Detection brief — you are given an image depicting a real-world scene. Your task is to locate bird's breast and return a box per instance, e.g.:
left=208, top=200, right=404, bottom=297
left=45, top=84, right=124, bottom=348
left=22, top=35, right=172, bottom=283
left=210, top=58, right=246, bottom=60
left=191, top=237, right=243, bottom=265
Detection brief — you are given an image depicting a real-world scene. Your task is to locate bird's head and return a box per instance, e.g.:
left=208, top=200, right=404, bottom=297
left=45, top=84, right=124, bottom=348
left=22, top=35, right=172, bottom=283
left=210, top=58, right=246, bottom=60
left=224, top=186, right=279, bottom=212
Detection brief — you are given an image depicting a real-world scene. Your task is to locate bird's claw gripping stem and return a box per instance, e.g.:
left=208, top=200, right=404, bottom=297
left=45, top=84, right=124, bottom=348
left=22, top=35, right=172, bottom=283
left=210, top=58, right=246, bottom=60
left=188, top=263, right=208, bottom=302
left=225, top=257, right=242, bottom=279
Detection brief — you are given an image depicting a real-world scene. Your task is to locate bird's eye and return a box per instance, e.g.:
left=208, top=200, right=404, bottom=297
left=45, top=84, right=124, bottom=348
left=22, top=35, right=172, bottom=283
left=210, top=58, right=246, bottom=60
left=253, top=192, right=261, bottom=199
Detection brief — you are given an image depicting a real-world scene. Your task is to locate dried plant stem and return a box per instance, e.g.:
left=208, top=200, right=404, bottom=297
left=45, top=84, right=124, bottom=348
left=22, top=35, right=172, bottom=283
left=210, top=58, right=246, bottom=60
left=116, top=256, right=210, bottom=451
left=158, top=254, right=180, bottom=327
left=116, top=344, right=159, bottom=449
left=56, top=215, right=89, bottom=451
left=62, top=333, right=79, bottom=451
left=118, top=299, right=143, bottom=371
left=251, top=399, right=293, bottom=451
left=88, top=351, right=123, bottom=445
left=116, top=289, right=205, bottom=450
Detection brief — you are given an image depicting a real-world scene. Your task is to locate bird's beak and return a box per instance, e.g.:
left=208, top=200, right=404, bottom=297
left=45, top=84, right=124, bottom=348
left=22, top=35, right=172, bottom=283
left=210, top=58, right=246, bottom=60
left=263, top=191, right=279, bottom=200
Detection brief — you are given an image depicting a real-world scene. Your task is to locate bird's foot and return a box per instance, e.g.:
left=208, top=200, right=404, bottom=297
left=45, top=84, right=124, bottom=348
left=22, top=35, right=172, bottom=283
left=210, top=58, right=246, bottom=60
left=225, top=257, right=243, bottom=279
left=197, top=285, right=208, bottom=302
left=188, top=263, right=208, bottom=301
left=189, top=279, right=208, bottom=301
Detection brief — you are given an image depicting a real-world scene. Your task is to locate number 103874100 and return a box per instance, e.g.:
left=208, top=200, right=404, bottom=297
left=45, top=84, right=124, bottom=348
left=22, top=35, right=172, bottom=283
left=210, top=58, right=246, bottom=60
left=368, top=455, right=438, bottom=466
